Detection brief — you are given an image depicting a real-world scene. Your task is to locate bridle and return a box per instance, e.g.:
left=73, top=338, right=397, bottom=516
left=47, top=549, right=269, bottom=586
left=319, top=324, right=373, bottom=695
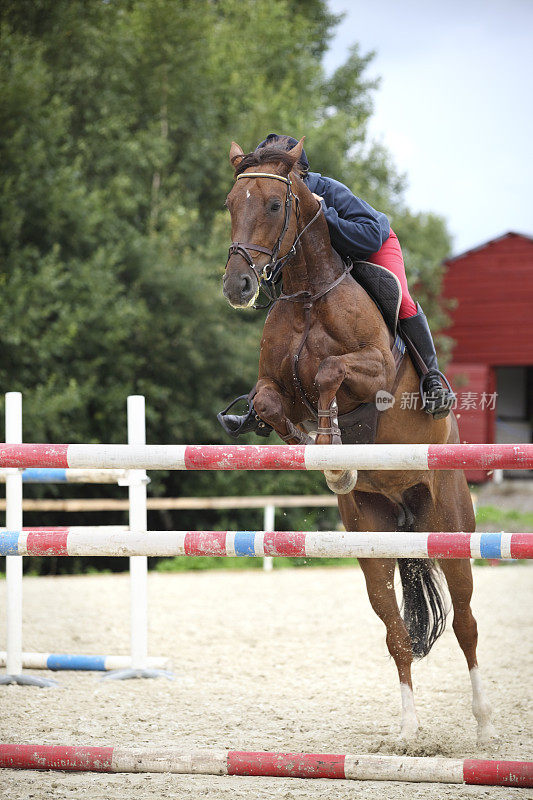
left=226, top=171, right=322, bottom=300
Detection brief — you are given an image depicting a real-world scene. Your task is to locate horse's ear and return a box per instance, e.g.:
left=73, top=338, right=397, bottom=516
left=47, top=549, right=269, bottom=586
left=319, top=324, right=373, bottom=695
left=287, top=137, right=305, bottom=168
left=229, top=141, right=244, bottom=167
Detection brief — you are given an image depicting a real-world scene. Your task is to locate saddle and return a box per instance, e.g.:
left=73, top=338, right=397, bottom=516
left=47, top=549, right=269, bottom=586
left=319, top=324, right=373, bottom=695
left=351, top=259, right=402, bottom=337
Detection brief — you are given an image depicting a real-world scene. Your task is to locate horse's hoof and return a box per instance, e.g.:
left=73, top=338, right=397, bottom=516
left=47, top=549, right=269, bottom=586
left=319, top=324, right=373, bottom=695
left=477, top=722, right=498, bottom=745
left=325, top=469, right=357, bottom=495
left=400, top=720, right=419, bottom=740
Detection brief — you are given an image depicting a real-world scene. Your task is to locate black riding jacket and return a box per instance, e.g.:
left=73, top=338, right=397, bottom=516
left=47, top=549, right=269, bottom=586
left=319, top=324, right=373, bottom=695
left=304, top=171, right=390, bottom=259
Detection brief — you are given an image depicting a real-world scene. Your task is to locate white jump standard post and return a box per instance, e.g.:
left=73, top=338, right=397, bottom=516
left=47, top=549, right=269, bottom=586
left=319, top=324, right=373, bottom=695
left=0, top=393, right=56, bottom=687
left=262, top=504, right=274, bottom=572
left=102, top=395, right=172, bottom=682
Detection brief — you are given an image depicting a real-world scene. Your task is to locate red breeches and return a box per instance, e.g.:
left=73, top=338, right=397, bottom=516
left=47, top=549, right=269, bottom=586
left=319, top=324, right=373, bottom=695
left=368, top=229, right=417, bottom=319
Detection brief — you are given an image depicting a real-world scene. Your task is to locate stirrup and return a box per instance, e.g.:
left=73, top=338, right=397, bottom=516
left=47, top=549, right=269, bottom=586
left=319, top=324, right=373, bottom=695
left=217, top=395, right=273, bottom=439
left=420, top=370, right=455, bottom=419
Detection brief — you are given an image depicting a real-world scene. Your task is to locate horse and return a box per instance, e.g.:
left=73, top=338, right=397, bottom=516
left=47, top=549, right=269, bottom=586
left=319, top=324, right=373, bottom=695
left=222, top=137, right=495, bottom=743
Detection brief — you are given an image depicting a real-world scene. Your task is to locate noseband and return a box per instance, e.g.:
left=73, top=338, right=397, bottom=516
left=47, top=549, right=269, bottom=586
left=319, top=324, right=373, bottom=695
left=226, top=172, right=321, bottom=290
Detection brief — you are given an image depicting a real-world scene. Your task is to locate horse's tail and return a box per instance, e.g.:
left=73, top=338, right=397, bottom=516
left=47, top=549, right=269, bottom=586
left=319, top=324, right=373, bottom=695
left=397, top=558, right=447, bottom=658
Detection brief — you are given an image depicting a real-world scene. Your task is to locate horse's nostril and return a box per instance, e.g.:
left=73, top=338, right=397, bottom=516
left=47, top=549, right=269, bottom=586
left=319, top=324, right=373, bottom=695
left=241, top=274, right=253, bottom=295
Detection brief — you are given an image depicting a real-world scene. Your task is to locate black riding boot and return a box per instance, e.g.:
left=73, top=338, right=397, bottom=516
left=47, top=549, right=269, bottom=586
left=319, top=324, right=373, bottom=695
left=217, top=394, right=273, bottom=439
left=400, top=304, right=455, bottom=420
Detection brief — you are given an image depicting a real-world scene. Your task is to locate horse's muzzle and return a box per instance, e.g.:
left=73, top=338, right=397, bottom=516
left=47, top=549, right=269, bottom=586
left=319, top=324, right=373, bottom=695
left=223, top=269, right=259, bottom=308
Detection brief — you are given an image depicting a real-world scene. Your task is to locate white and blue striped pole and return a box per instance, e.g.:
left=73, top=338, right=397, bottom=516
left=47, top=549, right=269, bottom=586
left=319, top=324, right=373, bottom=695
left=0, top=469, right=129, bottom=484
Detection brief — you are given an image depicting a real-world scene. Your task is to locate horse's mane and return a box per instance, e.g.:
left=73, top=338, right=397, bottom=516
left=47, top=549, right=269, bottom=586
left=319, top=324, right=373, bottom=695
left=234, top=145, right=307, bottom=179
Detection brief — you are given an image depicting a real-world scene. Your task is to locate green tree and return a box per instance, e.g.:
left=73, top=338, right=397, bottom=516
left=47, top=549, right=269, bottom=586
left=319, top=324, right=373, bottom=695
left=1, top=1, right=453, bottom=574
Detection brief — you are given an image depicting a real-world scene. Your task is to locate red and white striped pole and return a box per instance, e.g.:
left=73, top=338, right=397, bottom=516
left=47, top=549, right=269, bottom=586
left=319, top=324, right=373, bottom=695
left=0, top=745, right=531, bottom=786
left=0, top=443, right=532, bottom=471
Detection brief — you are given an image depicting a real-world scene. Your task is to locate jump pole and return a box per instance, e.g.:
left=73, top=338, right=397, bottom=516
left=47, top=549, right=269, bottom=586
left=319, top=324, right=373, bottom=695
left=0, top=745, right=531, bottom=786
left=0, top=653, right=171, bottom=671
left=1, top=443, right=532, bottom=471
left=0, top=469, right=129, bottom=483
left=1, top=529, right=531, bottom=559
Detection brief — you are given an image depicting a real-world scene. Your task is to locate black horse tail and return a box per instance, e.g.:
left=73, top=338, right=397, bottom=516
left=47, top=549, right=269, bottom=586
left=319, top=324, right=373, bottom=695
left=398, top=559, right=448, bottom=659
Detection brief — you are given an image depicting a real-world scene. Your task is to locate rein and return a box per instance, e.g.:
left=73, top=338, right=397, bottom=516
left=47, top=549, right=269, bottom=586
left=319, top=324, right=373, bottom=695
left=226, top=172, right=322, bottom=305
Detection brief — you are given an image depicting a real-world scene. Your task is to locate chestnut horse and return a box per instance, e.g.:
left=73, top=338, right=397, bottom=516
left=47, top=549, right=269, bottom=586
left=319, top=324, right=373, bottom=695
left=222, top=138, right=495, bottom=742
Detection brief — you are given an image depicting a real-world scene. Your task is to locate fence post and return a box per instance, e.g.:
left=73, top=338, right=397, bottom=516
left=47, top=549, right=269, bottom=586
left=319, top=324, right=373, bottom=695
left=0, top=393, right=55, bottom=686
left=103, top=396, right=172, bottom=680
left=5, top=393, right=22, bottom=676
left=128, top=395, right=148, bottom=670
left=263, top=504, right=275, bottom=572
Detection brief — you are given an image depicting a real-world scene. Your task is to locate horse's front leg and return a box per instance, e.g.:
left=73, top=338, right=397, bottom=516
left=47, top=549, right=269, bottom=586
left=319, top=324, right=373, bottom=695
left=315, top=347, right=393, bottom=494
left=253, top=378, right=313, bottom=445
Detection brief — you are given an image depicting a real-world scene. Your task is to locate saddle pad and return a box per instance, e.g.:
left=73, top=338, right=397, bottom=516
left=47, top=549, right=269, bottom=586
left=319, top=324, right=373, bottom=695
left=351, top=260, right=402, bottom=336
left=338, top=402, right=379, bottom=445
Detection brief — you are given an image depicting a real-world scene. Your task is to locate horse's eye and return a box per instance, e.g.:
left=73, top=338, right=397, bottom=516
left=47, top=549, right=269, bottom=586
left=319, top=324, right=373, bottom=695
left=270, top=201, right=281, bottom=213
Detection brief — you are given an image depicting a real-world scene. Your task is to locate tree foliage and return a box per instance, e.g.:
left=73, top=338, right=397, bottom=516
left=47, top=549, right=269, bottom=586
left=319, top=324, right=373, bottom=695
left=0, top=1, right=452, bottom=569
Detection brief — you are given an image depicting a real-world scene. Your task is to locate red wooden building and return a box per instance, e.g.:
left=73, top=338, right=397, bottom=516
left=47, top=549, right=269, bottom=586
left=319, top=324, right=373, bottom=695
left=441, top=231, right=533, bottom=481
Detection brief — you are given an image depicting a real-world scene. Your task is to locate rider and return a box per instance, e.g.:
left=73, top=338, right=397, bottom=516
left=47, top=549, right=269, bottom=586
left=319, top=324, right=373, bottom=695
left=219, top=133, right=455, bottom=437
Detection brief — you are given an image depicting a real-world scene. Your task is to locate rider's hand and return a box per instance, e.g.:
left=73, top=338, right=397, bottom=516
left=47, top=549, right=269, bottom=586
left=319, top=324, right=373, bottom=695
left=312, top=192, right=324, bottom=210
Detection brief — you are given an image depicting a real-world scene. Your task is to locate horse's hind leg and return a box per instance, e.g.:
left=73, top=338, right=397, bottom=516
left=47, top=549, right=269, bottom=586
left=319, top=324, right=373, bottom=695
left=439, top=558, right=496, bottom=743
left=338, top=492, right=419, bottom=739
left=410, top=473, right=496, bottom=743
left=360, top=557, right=420, bottom=738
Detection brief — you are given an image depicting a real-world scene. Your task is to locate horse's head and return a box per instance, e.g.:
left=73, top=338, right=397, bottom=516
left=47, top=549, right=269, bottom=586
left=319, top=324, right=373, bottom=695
left=223, top=138, right=305, bottom=308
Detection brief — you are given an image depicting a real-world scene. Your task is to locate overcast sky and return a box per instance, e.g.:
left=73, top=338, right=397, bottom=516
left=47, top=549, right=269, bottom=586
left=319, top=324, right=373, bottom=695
left=324, top=0, right=532, bottom=254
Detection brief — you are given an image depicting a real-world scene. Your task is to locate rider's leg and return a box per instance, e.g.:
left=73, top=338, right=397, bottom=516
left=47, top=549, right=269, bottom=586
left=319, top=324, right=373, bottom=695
left=369, top=230, right=455, bottom=419
left=399, top=303, right=455, bottom=419
left=368, top=229, right=418, bottom=320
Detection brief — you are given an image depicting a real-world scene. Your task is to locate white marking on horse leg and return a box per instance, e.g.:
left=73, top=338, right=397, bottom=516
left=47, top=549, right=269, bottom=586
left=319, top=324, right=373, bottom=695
left=400, top=683, right=419, bottom=739
left=324, top=468, right=357, bottom=495
left=470, top=666, right=497, bottom=743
